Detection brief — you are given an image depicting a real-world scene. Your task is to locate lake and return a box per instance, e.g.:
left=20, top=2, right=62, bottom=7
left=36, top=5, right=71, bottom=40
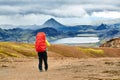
left=51, top=37, right=99, bottom=44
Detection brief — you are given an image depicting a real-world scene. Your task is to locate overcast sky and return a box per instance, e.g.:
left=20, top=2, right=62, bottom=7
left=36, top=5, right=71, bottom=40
left=0, top=0, right=120, bottom=28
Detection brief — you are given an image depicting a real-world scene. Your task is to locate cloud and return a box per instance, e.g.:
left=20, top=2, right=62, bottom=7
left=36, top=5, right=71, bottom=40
left=0, top=5, right=21, bottom=15
left=0, top=3, right=89, bottom=18
left=82, top=4, right=120, bottom=14
left=92, top=11, right=120, bottom=18
left=42, top=5, right=89, bottom=18
left=0, top=0, right=120, bottom=26
left=57, top=17, right=92, bottom=26
left=0, top=14, right=52, bottom=25
left=0, top=0, right=120, bottom=16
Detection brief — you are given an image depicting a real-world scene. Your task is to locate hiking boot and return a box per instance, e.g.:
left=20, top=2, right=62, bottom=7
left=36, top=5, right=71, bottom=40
left=39, top=70, right=43, bottom=72
left=45, top=69, right=48, bottom=71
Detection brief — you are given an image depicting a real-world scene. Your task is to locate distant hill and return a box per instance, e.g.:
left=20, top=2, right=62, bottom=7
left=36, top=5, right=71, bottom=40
left=42, top=18, right=66, bottom=30
left=33, top=27, right=61, bottom=37
left=42, top=18, right=81, bottom=32
left=0, top=18, right=120, bottom=44
left=98, top=28, right=120, bottom=43
left=95, top=24, right=107, bottom=30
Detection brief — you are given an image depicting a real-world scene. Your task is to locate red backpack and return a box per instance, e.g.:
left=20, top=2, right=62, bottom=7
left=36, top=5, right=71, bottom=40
left=35, top=32, right=46, bottom=52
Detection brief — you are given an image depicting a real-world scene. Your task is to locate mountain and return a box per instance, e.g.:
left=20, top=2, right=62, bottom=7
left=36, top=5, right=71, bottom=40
left=0, top=27, right=65, bottom=42
left=33, top=27, right=61, bottom=37
left=42, top=18, right=66, bottom=30
left=96, top=24, right=108, bottom=30
left=0, top=18, right=120, bottom=45
left=0, top=28, right=33, bottom=42
left=96, top=23, right=120, bottom=42
left=42, top=18, right=82, bottom=32
left=98, top=27, right=120, bottom=40
left=112, top=23, right=120, bottom=28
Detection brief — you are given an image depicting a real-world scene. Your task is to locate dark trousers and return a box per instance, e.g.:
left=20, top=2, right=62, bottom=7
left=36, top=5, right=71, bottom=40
left=38, top=51, right=48, bottom=71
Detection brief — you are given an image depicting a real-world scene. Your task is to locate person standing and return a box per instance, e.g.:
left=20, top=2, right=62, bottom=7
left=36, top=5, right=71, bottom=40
left=35, top=32, right=50, bottom=72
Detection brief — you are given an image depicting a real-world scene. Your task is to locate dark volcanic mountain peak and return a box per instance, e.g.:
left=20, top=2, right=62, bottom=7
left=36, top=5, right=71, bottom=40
left=42, top=18, right=65, bottom=29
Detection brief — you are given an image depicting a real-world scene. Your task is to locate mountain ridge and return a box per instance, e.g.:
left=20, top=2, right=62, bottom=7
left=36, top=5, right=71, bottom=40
left=0, top=18, right=120, bottom=45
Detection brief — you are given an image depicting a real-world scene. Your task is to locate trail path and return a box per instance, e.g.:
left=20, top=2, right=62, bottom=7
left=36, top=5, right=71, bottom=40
left=0, top=57, right=120, bottom=80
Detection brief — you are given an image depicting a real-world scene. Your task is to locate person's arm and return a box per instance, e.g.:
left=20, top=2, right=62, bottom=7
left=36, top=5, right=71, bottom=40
left=46, top=40, right=50, bottom=46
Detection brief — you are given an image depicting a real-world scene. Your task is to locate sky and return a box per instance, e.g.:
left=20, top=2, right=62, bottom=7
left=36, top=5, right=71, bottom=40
left=0, top=0, right=120, bottom=28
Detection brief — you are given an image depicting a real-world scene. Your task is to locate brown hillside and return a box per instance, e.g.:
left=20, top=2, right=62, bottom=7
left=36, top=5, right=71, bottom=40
left=48, top=44, right=120, bottom=58
left=48, top=44, right=88, bottom=58
left=100, top=37, right=120, bottom=48
left=0, top=42, right=120, bottom=59
left=0, top=42, right=37, bottom=58
left=0, top=42, right=120, bottom=80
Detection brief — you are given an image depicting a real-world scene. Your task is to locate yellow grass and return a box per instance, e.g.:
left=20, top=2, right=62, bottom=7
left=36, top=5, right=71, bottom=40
left=0, top=42, right=120, bottom=59
left=78, top=48, right=104, bottom=54
left=48, top=44, right=89, bottom=58
left=78, top=47, right=104, bottom=57
left=0, top=42, right=37, bottom=58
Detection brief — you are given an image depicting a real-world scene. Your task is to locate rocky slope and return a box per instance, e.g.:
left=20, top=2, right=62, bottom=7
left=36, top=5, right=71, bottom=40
left=100, top=38, right=120, bottom=48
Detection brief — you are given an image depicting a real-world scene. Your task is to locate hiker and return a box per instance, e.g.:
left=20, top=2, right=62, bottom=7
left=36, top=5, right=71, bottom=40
left=35, top=32, right=50, bottom=72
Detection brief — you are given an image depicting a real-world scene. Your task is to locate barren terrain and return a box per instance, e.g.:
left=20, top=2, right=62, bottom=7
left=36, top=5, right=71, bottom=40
left=0, top=43, right=120, bottom=80
left=0, top=57, right=120, bottom=80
